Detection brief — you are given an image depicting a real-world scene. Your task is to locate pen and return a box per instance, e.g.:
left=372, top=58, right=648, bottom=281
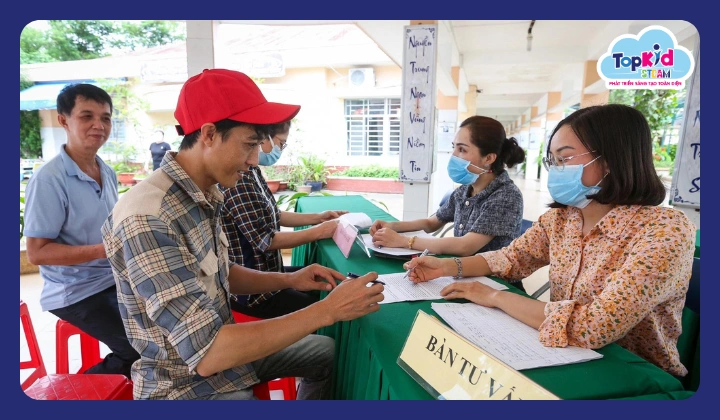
left=347, top=272, right=386, bottom=285
left=403, top=249, right=430, bottom=280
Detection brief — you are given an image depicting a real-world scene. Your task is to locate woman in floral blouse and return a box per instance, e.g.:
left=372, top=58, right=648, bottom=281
left=404, top=104, right=696, bottom=376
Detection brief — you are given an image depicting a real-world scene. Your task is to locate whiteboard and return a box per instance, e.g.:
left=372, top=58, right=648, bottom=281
left=671, top=42, right=700, bottom=209
left=399, top=24, right=438, bottom=183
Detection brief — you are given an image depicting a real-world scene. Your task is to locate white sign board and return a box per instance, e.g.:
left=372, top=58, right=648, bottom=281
left=671, top=43, right=700, bottom=208
left=399, top=25, right=438, bottom=183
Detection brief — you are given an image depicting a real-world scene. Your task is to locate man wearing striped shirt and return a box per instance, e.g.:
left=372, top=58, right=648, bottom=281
left=102, top=69, right=383, bottom=400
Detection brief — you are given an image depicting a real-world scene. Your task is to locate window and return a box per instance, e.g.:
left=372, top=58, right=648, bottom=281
left=345, top=98, right=401, bottom=156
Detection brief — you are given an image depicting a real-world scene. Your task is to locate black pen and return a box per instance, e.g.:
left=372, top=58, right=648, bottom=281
left=347, top=272, right=386, bottom=285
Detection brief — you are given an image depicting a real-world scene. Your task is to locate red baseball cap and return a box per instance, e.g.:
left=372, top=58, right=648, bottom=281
left=174, top=68, right=300, bottom=135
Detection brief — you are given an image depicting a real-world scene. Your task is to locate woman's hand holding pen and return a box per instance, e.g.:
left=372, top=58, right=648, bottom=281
left=402, top=256, right=451, bottom=283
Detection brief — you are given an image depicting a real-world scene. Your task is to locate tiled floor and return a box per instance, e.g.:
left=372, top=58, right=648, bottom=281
left=20, top=170, right=553, bottom=389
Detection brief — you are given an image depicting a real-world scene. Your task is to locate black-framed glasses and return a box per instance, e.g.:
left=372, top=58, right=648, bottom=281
left=542, top=150, right=597, bottom=171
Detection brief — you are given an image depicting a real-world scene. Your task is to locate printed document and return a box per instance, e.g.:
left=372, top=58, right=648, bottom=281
left=377, top=273, right=508, bottom=305
left=431, top=303, right=603, bottom=370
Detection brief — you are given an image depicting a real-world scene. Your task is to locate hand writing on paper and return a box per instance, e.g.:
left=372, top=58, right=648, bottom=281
left=318, top=210, right=348, bottom=223
left=321, top=272, right=384, bottom=322
left=440, top=281, right=500, bottom=308
left=288, top=263, right=344, bottom=292
left=403, top=256, right=447, bottom=283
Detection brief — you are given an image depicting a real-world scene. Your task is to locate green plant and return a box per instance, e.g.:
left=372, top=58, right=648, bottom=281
left=338, top=165, right=399, bottom=179
left=21, top=20, right=185, bottom=65
left=535, top=141, right=545, bottom=166
left=298, top=155, right=330, bottom=184
left=286, top=166, right=310, bottom=191
left=20, top=75, right=43, bottom=159
left=113, top=162, right=135, bottom=173
left=262, top=165, right=289, bottom=181
left=103, top=140, right=139, bottom=174
left=519, top=148, right=528, bottom=174
left=653, top=143, right=673, bottom=163
left=609, top=89, right=682, bottom=144
left=97, top=79, right=149, bottom=136
left=276, top=191, right=333, bottom=212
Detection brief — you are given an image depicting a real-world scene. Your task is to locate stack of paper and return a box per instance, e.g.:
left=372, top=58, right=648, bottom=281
left=431, top=303, right=603, bottom=370
left=339, top=213, right=372, bottom=229
left=376, top=273, right=508, bottom=304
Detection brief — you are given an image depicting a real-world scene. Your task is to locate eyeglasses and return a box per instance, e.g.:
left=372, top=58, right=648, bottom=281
left=264, top=137, right=289, bottom=150
left=542, top=150, right=597, bottom=171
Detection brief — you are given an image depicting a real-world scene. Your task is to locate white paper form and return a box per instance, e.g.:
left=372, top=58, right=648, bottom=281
left=377, top=273, right=508, bottom=305
left=361, top=230, right=434, bottom=256
left=431, top=303, right=603, bottom=370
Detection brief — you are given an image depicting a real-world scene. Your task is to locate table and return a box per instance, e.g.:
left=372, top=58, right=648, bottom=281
left=293, top=195, right=687, bottom=400
left=695, top=229, right=700, bottom=258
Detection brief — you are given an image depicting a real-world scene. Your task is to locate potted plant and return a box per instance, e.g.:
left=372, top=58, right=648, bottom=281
left=286, top=165, right=310, bottom=192
left=114, top=162, right=137, bottom=186
left=299, top=155, right=329, bottom=192
left=104, top=141, right=140, bottom=186
left=260, top=166, right=284, bottom=193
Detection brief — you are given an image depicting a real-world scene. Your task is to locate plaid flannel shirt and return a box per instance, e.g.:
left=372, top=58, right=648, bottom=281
left=101, top=152, right=259, bottom=400
left=220, top=166, right=283, bottom=306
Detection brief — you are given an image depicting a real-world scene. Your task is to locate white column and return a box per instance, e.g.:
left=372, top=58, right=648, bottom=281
left=185, top=21, right=219, bottom=77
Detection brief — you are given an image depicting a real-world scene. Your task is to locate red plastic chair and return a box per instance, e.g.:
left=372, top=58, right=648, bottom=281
left=20, top=300, right=133, bottom=400
left=20, top=300, right=47, bottom=391
left=55, top=319, right=103, bottom=374
left=25, top=373, right=133, bottom=400
left=232, top=311, right=298, bottom=400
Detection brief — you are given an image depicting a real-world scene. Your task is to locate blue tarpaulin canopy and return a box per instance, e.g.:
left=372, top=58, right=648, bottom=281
left=19, top=80, right=123, bottom=111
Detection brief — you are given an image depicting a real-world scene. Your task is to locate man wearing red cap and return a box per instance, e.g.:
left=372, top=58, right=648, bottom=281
left=101, top=69, right=384, bottom=400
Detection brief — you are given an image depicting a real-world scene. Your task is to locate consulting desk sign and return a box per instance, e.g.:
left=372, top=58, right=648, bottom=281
left=397, top=311, right=558, bottom=400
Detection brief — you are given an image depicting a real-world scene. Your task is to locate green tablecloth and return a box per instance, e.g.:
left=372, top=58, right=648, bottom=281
left=695, top=230, right=700, bottom=258
left=293, top=195, right=686, bottom=400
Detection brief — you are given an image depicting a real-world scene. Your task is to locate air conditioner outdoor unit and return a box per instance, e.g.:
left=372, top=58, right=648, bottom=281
left=348, top=68, right=375, bottom=88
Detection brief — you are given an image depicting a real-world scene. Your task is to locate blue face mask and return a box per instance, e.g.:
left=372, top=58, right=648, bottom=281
left=447, top=155, right=489, bottom=185
left=258, top=144, right=282, bottom=166
left=547, top=156, right=603, bottom=208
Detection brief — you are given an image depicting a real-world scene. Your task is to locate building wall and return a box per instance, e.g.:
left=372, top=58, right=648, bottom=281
left=36, top=65, right=405, bottom=169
